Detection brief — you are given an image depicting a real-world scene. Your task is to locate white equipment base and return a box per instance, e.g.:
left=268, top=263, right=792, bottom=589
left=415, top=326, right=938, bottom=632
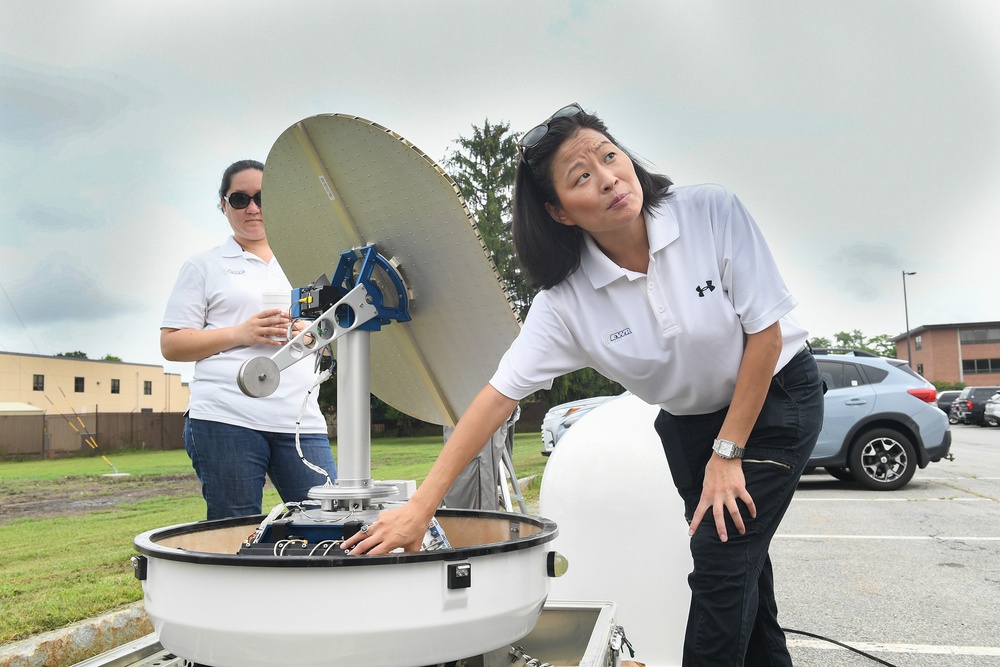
left=540, top=393, right=691, bottom=666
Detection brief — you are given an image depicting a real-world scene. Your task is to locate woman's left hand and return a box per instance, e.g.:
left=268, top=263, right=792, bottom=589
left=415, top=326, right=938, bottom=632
left=688, top=456, right=756, bottom=542
left=341, top=503, right=430, bottom=555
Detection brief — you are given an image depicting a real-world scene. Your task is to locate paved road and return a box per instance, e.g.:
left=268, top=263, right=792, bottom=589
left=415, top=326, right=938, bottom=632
left=775, top=423, right=1000, bottom=666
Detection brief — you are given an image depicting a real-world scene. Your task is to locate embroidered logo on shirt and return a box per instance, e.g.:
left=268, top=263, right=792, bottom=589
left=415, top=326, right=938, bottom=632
left=228, top=269, right=246, bottom=275
left=604, top=327, right=633, bottom=346
left=695, top=280, right=716, bottom=297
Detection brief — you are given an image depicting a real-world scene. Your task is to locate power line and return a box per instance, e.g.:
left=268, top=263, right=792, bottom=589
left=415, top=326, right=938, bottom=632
left=0, top=279, right=43, bottom=354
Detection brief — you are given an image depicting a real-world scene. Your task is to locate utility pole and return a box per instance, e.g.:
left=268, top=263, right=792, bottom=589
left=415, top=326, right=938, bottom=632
left=902, top=271, right=916, bottom=368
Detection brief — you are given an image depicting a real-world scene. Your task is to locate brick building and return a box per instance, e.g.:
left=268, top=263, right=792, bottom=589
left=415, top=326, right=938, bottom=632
left=891, top=321, right=1000, bottom=385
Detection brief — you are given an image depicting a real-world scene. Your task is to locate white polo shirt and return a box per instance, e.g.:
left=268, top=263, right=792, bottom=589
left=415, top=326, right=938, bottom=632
left=490, top=184, right=808, bottom=416
left=161, top=236, right=327, bottom=433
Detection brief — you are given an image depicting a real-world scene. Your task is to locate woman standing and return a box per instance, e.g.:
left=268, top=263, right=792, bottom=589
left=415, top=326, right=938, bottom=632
left=343, top=106, right=823, bottom=666
left=161, top=159, right=337, bottom=520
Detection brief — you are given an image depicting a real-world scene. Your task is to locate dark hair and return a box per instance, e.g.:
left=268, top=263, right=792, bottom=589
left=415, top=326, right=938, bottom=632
left=218, top=159, right=264, bottom=199
left=512, top=110, right=673, bottom=290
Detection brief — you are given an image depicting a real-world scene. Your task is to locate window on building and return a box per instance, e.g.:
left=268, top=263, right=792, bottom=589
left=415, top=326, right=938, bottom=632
left=917, top=363, right=924, bottom=375
left=144, top=381, right=152, bottom=396
left=915, top=335, right=922, bottom=351
left=33, top=374, right=44, bottom=391
left=111, top=379, right=120, bottom=394
left=960, top=328, right=1000, bottom=345
left=74, top=377, right=85, bottom=392
left=962, top=358, right=1000, bottom=374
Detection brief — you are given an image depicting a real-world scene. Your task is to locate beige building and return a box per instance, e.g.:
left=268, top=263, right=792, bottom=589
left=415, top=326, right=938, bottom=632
left=0, top=351, right=189, bottom=414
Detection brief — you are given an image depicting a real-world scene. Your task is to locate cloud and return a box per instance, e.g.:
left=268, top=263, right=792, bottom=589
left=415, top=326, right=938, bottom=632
left=820, top=242, right=906, bottom=305
left=15, top=204, right=101, bottom=234
left=2, top=0, right=1000, bottom=372
left=1, top=254, right=127, bottom=326
left=0, top=54, right=132, bottom=148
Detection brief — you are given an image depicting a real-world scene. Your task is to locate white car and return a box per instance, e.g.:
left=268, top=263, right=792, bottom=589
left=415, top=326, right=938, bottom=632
left=540, top=393, right=628, bottom=456
left=984, top=392, right=1000, bottom=427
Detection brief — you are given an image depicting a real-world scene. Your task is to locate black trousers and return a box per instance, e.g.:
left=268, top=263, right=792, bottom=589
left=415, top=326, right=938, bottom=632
left=654, top=348, right=824, bottom=666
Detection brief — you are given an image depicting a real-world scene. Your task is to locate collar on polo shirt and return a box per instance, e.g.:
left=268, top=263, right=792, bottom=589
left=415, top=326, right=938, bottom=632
left=221, top=235, right=273, bottom=265
left=221, top=235, right=245, bottom=258
left=579, top=203, right=680, bottom=289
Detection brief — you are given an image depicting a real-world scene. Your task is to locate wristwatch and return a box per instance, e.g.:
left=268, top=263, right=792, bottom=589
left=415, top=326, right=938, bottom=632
left=712, top=438, right=745, bottom=459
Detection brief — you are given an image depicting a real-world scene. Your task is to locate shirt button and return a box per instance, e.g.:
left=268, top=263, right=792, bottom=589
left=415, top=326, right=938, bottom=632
left=648, top=283, right=654, bottom=290
left=657, top=306, right=665, bottom=313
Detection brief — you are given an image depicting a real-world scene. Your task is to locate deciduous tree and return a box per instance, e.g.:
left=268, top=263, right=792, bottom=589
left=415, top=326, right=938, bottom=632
left=810, top=330, right=897, bottom=358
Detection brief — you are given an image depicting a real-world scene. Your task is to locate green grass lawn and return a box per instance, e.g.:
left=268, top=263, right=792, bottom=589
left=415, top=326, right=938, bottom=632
left=0, top=432, right=548, bottom=644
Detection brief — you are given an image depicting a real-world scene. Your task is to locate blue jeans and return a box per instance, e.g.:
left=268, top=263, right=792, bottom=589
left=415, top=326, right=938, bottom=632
left=654, top=347, right=824, bottom=666
left=184, top=417, right=338, bottom=520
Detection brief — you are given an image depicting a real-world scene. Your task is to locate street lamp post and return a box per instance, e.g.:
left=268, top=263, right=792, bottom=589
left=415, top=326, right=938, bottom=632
left=902, top=271, right=916, bottom=368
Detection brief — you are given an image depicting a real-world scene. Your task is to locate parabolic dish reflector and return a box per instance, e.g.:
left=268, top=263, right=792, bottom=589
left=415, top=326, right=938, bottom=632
left=262, top=114, right=521, bottom=426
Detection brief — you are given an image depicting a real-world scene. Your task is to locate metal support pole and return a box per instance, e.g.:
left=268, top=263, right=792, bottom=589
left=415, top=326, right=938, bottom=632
left=335, top=329, right=372, bottom=487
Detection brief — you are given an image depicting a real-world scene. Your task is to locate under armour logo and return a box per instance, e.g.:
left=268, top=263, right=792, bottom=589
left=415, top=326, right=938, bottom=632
left=695, top=280, right=716, bottom=297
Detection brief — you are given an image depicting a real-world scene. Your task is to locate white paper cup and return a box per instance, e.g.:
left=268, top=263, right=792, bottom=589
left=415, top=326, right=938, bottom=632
left=261, top=291, right=290, bottom=340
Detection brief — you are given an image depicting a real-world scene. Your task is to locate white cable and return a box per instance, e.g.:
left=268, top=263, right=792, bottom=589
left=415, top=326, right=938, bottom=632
left=307, top=540, right=341, bottom=556
left=295, top=368, right=334, bottom=484
left=249, top=503, right=291, bottom=544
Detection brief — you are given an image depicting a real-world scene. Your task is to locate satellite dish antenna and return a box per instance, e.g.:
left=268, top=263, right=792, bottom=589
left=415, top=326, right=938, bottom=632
left=235, top=114, right=523, bottom=512
left=246, top=114, right=521, bottom=426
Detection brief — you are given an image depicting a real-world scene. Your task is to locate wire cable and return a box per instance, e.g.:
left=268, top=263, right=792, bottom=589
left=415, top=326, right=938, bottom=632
left=294, top=368, right=334, bottom=484
left=45, top=391, right=121, bottom=474
left=0, top=279, right=43, bottom=354
left=783, top=628, right=899, bottom=666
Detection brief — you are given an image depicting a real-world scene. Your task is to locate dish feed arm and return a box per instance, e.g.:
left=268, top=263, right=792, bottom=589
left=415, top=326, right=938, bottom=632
left=236, top=282, right=378, bottom=398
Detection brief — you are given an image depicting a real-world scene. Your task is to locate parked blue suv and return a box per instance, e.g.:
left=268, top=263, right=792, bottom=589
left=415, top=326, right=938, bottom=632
left=811, top=349, right=952, bottom=490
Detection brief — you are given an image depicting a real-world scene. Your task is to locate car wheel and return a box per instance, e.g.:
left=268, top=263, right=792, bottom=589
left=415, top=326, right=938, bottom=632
left=824, top=466, right=853, bottom=482
left=848, top=428, right=916, bottom=491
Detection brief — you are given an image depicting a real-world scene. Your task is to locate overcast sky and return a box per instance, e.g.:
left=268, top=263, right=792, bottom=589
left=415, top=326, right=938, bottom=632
left=2, top=1, right=999, bottom=382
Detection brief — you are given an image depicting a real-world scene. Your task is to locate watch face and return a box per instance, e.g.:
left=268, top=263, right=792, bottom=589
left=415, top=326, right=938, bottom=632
left=714, top=439, right=741, bottom=458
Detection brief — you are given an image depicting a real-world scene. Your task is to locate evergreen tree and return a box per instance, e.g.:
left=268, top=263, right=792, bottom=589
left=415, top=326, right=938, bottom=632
left=445, top=119, right=531, bottom=318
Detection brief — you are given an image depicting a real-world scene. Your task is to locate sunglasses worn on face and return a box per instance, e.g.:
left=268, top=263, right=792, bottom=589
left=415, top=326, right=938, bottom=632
left=517, top=103, right=584, bottom=160
left=224, top=191, right=262, bottom=209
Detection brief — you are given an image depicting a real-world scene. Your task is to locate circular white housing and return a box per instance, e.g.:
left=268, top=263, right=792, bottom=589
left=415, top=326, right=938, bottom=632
left=134, top=511, right=558, bottom=667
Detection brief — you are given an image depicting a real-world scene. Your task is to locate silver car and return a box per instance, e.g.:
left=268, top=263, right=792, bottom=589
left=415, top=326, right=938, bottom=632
left=984, top=392, right=1000, bottom=427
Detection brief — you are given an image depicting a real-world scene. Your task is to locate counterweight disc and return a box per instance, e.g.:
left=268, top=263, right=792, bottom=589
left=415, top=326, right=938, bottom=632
left=237, top=357, right=281, bottom=398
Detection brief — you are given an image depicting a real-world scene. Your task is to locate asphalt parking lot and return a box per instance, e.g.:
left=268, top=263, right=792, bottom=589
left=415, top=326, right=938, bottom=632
left=775, top=423, right=1000, bottom=666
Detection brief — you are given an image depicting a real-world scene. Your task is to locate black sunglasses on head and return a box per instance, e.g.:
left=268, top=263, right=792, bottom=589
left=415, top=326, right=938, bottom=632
left=517, top=103, right=584, bottom=160
left=224, top=191, right=262, bottom=209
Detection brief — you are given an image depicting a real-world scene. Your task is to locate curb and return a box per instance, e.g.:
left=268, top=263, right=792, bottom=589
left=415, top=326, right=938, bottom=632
left=0, top=603, right=152, bottom=667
